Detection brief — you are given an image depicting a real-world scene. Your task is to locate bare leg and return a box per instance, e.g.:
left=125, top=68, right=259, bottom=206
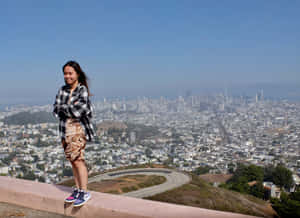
left=72, top=159, right=88, bottom=191
left=62, top=139, right=80, bottom=189
left=71, top=162, right=80, bottom=189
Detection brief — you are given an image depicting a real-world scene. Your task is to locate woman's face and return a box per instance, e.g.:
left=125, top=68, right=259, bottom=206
left=64, top=66, right=79, bottom=87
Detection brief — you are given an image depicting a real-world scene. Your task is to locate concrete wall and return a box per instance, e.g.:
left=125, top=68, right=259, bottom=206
left=0, top=176, right=259, bottom=218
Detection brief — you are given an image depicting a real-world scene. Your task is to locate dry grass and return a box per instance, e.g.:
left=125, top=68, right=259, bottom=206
left=199, top=173, right=233, bottom=184
left=146, top=173, right=278, bottom=218
left=58, top=164, right=277, bottom=217
left=88, top=174, right=166, bottom=194
left=57, top=163, right=171, bottom=187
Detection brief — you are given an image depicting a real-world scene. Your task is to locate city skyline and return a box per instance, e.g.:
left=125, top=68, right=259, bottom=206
left=1, top=1, right=300, bottom=104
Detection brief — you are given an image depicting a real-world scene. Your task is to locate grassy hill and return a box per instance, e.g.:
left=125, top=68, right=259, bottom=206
left=146, top=173, right=277, bottom=217
left=58, top=164, right=277, bottom=217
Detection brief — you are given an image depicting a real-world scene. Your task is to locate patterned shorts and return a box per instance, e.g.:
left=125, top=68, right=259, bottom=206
left=62, top=119, right=86, bottom=162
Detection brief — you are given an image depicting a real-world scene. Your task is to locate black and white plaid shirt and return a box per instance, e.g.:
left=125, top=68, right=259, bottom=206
left=53, top=83, right=95, bottom=141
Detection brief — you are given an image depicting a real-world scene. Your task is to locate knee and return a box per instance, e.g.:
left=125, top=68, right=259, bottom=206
left=71, top=159, right=83, bottom=168
left=71, top=160, right=79, bottom=168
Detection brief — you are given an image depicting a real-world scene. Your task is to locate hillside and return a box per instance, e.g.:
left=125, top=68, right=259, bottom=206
left=199, top=173, right=233, bottom=183
left=146, top=172, right=277, bottom=218
left=59, top=164, right=277, bottom=217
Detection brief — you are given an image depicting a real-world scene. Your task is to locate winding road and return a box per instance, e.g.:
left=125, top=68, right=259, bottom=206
left=88, top=168, right=191, bottom=198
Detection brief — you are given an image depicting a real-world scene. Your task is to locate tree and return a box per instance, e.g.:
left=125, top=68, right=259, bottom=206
left=244, top=164, right=264, bottom=182
left=183, top=162, right=189, bottom=167
left=272, top=165, right=293, bottom=189
left=23, top=171, right=36, bottom=180
left=264, top=164, right=275, bottom=181
left=229, top=164, right=263, bottom=184
left=193, top=166, right=211, bottom=175
left=20, top=164, right=28, bottom=174
left=271, top=191, right=300, bottom=218
left=226, top=164, right=264, bottom=195
left=249, top=181, right=264, bottom=199
left=230, top=176, right=250, bottom=194
left=38, top=176, right=45, bottom=183
left=36, top=163, right=45, bottom=171
left=291, top=189, right=300, bottom=201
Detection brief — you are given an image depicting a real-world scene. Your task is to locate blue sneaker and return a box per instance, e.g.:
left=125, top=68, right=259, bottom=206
left=73, top=190, right=91, bottom=207
left=65, top=188, right=79, bottom=203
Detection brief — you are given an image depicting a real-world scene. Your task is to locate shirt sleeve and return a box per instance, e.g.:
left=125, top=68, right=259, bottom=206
left=53, top=88, right=71, bottom=119
left=53, top=88, right=62, bottom=118
left=66, top=86, right=92, bottom=118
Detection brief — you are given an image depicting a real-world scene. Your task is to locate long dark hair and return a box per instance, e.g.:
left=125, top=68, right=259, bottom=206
left=62, top=60, right=92, bottom=96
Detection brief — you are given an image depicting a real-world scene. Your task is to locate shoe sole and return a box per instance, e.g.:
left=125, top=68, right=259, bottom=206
left=65, top=199, right=76, bottom=203
left=73, top=195, right=91, bottom=207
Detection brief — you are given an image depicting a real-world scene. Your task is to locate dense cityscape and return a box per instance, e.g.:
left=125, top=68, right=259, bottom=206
left=0, top=92, right=299, bottom=186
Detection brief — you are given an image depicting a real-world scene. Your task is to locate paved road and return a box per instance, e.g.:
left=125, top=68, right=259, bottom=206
left=88, top=168, right=191, bottom=198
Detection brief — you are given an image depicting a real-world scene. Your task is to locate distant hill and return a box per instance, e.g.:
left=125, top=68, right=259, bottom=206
left=3, top=111, right=56, bottom=125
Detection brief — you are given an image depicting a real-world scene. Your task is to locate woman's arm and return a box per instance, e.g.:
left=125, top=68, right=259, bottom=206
left=66, top=86, right=92, bottom=118
left=53, top=88, right=62, bottom=118
left=53, top=88, right=70, bottom=119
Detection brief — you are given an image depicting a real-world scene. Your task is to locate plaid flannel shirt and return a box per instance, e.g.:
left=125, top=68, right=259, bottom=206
left=53, top=83, right=95, bottom=141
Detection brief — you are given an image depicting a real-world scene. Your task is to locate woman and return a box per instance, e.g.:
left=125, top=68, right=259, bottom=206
left=53, top=60, right=95, bottom=207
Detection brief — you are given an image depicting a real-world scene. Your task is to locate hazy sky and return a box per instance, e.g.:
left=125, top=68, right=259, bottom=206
left=1, top=0, right=300, bottom=104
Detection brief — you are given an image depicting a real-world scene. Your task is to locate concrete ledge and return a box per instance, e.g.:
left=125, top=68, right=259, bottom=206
left=0, top=176, right=259, bottom=218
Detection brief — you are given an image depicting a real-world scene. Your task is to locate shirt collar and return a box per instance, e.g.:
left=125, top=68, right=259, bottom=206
left=65, top=83, right=81, bottom=92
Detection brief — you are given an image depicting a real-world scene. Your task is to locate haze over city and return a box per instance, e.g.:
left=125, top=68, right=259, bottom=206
left=1, top=0, right=300, bottom=105
left=1, top=2, right=300, bottom=217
